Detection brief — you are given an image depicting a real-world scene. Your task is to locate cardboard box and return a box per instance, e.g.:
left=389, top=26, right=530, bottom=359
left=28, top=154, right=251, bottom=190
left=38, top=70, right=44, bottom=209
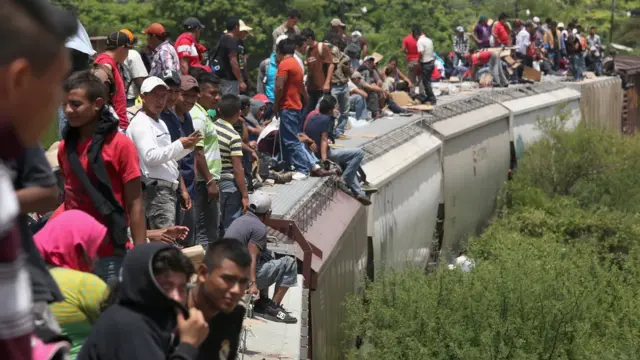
left=522, top=66, right=541, bottom=82
left=182, top=245, right=206, bottom=269
left=389, top=91, right=415, bottom=106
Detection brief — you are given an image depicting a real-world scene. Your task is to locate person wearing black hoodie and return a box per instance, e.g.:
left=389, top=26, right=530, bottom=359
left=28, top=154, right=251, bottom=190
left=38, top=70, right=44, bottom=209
left=77, top=243, right=209, bottom=360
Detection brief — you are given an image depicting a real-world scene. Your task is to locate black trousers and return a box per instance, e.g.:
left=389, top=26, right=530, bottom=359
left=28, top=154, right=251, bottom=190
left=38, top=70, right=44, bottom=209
left=420, top=61, right=437, bottom=104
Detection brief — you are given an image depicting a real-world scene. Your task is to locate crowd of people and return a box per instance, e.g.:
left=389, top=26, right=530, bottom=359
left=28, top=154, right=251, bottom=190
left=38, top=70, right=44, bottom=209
left=422, top=13, right=611, bottom=88
left=1, top=1, right=620, bottom=359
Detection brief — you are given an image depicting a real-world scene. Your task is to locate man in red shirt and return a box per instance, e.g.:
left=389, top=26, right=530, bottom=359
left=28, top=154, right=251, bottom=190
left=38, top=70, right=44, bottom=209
left=94, top=31, right=132, bottom=130
left=402, top=26, right=422, bottom=94
left=175, top=17, right=209, bottom=75
left=493, top=12, right=512, bottom=46
left=58, top=70, right=145, bottom=282
left=274, top=38, right=312, bottom=180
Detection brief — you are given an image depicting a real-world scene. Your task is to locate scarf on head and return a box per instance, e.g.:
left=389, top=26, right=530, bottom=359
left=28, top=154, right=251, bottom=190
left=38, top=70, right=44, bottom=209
left=34, top=210, right=107, bottom=271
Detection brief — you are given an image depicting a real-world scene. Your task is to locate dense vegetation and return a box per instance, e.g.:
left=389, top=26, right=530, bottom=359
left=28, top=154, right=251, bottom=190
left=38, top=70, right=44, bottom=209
left=53, top=0, right=638, bottom=71
left=344, top=117, right=640, bottom=359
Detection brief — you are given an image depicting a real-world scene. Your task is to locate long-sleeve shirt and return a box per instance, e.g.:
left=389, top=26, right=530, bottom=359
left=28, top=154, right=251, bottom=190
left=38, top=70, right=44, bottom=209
left=126, top=111, right=191, bottom=183
left=453, top=34, right=469, bottom=54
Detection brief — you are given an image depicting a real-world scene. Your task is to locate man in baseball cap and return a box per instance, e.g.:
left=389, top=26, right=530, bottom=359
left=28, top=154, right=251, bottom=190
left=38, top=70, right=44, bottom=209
left=127, top=76, right=202, bottom=229
left=175, top=17, right=210, bottom=74
left=95, top=31, right=133, bottom=129
left=144, top=23, right=180, bottom=77
left=184, top=17, right=205, bottom=30
left=224, top=191, right=299, bottom=324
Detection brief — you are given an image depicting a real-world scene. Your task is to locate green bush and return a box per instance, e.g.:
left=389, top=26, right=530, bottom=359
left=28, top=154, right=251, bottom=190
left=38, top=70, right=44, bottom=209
left=345, top=125, right=640, bottom=359
left=346, top=232, right=640, bottom=359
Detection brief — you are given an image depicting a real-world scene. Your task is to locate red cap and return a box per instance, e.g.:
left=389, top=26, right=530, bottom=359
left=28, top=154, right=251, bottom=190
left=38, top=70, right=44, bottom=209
left=142, top=23, right=168, bottom=36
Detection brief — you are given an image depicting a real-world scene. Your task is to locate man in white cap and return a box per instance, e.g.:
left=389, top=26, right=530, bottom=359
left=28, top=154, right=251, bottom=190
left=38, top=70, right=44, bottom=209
left=345, top=30, right=368, bottom=70
left=236, top=20, right=253, bottom=93
left=453, top=26, right=469, bottom=66
left=127, top=77, right=202, bottom=229
left=224, top=191, right=298, bottom=324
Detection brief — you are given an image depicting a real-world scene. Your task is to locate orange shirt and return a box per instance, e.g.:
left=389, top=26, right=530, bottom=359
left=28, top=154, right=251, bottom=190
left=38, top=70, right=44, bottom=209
left=276, top=56, right=304, bottom=110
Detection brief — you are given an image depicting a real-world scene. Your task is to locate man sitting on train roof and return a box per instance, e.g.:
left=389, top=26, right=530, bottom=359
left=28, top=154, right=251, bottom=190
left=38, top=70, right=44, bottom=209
left=224, top=191, right=298, bottom=324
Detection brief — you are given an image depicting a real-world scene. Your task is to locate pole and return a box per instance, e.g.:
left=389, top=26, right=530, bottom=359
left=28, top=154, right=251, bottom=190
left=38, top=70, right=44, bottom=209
left=609, top=0, right=616, bottom=44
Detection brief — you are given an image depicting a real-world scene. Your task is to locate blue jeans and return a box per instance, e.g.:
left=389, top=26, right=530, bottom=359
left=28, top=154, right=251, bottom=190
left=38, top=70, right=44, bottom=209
left=220, top=79, right=239, bottom=96
left=332, top=84, right=350, bottom=135
left=194, top=181, right=219, bottom=248
left=218, top=179, right=243, bottom=234
left=549, top=50, right=561, bottom=71
left=94, top=255, right=125, bottom=284
left=349, top=94, right=366, bottom=120
left=570, top=54, right=584, bottom=80
left=329, top=147, right=365, bottom=197
left=350, top=58, right=361, bottom=70
left=256, top=253, right=298, bottom=290
left=279, top=109, right=311, bottom=174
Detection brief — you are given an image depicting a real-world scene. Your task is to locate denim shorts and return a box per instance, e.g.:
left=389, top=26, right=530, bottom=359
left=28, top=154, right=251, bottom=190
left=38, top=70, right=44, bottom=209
left=255, top=254, right=298, bottom=290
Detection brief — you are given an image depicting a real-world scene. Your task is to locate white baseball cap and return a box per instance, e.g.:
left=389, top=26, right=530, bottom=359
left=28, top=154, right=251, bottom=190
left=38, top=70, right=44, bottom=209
left=248, top=191, right=272, bottom=214
left=239, top=20, right=253, bottom=32
left=557, top=22, right=565, bottom=28
left=140, top=76, right=169, bottom=94
left=533, top=16, right=540, bottom=24
left=276, top=34, right=288, bottom=45
left=456, top=26, right=464, bottom=33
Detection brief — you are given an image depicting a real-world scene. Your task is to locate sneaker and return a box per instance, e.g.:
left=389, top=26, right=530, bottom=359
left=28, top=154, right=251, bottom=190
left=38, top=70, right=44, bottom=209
left=362, top=184, right=378, bottom=195
left=260, top=303, right=298, bottom=324
left=355, top=194, right=372, bottom=206
left=273, top=171, right=293, bottom=184
left=336, top=134, right=350, bottom=140
left=310, top=167, right=334, bottom=177
left=292, top=172, right=308, bottom=181
left=253, top=297, right=271, bottom=313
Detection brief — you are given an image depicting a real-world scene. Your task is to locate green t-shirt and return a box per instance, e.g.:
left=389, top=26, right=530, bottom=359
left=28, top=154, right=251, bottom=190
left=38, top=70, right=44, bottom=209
left=49, top=267, right=108, bottom=359
left=191, top=103, right=222, bottom=180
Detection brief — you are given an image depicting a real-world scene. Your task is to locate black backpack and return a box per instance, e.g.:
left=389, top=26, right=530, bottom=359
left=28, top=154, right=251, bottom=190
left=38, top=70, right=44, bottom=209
left=345, top=39, right=362, bottom=59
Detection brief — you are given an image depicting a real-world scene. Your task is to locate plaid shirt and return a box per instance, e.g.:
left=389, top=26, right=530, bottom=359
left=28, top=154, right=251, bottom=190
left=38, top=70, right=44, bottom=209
left=453, top=33, right=469, bottom=54
left=150, top=40, right=180, bottom=77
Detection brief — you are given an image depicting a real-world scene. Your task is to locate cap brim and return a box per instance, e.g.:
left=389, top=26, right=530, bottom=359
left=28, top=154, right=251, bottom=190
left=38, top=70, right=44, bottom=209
left=181, top=85, right=200, bottom=91
left=22, top=0, right=78, bottom=42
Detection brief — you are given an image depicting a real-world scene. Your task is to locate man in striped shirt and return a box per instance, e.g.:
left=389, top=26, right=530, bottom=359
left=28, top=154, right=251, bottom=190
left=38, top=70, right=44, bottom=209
left=0, top=1, right=77, bottom=358
left=214, top=94, right=249, bottom=234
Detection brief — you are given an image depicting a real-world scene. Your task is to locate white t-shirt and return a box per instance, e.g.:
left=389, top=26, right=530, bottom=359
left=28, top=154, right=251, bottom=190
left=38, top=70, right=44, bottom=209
left=516, top=29, right=531, bottom=55
left=294, top=53, right=305, bottom=74
left=126, top=111, right=191, bottom=183
left=122, top=49, right=149, bottom=101
left=416, top=35, right=435, bottom=63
